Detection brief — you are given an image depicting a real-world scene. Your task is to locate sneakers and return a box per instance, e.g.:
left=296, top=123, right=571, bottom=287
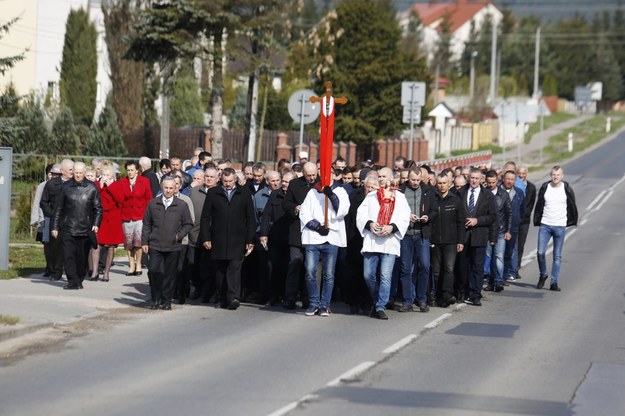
left=494, top=284, right=504, bottom=292
left=418, top=301, right=430, bottom=313
left=549, top=283, right=561, bottom=292
left=376, top=310, right=389, bottom=320
left=537, top=275, right=548, bottom=289
left=464, top=297, right=482, bottom=306
left=505, top=276, right=516, bottom=282
left=319, top=307, right=330, bottom=317
left=398, top=303, right=418, bottom=312
left=483, top=284, right=494, bottom=292
left=305, top=306, right=319, bottom=316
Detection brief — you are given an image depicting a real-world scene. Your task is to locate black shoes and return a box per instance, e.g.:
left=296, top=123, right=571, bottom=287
left=63, top=284, right=80, bottom=290
left=549, top=283, right=561, bottom=292
left=228, top=299, right=240, bottom=310
left=376, top=310, right=389, bottom=320
left=495, top=285, right=504, bottom=292
left=464, top=297, right=482, bottom=306
left=148, top=301, right=160, bottom=310
left=282, top=300, right=296, bottom=310
left=418, top=301, right=430, bottom=313
left=484, top=284, right=493, bottom=292
left=160, top=303, right=172, bottom=310
left=537, top=275, right=548, bottom=289
left=398, top=303, right=417, bottom=312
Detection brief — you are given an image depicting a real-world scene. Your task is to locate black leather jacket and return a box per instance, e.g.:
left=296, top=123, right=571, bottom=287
left=53, top=179, right=103, bottom=236
left=491, top=186, right=512, bottom=235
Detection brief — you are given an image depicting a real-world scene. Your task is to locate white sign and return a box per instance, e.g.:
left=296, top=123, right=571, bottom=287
left=403, top=106, right=421, bottom=124
left=590, top=82, right=603, bottom=101
left=401, top=82, right=426, bottom=107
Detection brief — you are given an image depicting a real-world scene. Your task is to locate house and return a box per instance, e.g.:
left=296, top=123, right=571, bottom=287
left=0, top=0, right=110, bottom=119
left=398, top=0, right=503, bottom=64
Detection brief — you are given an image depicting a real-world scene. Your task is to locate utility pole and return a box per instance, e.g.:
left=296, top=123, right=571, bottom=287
left=489, top=19, right=498, bottom=103
left=434, top=64, right=440, bottom=105
left=470, top=51, right=478, bottom=100
left=533, top=26, right=541, bottom=99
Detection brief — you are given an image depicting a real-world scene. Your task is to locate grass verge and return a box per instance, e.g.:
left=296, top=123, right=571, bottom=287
left=0, top=246, right=46, bottom=280
left=0, top=315, right=20, bottom=326
left=525, top=112, right=577, bottom=144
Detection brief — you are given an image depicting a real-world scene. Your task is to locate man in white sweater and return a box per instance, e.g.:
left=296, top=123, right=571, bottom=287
left=299, top=181, right=350, bottom=316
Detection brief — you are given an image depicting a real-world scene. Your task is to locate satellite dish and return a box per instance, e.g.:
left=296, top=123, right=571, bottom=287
left=288, top=89, right=320, bottom=125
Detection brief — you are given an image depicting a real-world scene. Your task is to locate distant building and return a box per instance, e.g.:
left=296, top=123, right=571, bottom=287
left=399, top=0, right=503, bottom=64
left=0, top=0, right=110, bottom=120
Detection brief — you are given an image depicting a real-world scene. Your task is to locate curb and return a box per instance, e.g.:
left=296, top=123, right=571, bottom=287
left=0, top=322, right=54, bottom=343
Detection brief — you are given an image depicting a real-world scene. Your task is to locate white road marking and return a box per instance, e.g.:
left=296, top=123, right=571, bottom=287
left=424, top=313, right=452, bottom=329
left=265, top=401, right=299, bottom=416
left=586, top=190, right=606, bottom=211
left=326, top=361, right=376, bottom=387
left=382, top=334, right=418, bottom=354
left=594, top=189, right=613, bottom=212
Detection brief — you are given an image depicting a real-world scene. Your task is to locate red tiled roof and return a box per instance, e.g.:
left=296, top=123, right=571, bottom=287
left=408, top=1, right=497, bottom=33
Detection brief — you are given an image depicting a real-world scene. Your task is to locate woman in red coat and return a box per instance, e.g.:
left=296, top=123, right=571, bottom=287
left=92, top=166, right=125, bottom=281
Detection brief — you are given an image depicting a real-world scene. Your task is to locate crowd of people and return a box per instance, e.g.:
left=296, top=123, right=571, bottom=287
left=30, top=149, right=578, bottom=317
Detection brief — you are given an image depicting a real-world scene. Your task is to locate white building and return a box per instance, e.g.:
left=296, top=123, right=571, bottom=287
left=398, top=0, right=503, bottom=64
left=0, top=0, right=110, bottom=119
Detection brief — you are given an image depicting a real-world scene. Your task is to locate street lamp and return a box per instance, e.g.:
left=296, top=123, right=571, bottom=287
left=470, top=51, right=478, bottom=100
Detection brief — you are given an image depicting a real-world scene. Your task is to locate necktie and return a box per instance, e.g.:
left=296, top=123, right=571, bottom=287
left=164, top=198, right=171, bottom=210
left=469, top=189, right=475, bottom=214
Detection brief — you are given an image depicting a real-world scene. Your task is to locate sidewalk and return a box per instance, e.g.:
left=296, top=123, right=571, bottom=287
left=491, top=114, right=593, bottom=168
left=0, top=258, right=149, bottom=343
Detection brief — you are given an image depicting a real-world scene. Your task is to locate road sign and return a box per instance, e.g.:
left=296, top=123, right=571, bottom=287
left=402, top=106, right=421, bottom=124
left=287, top=89, right=319, bottom=124
left=401, top=82, right=426, bottom=107
left=574, top=86, right=592, bottom=106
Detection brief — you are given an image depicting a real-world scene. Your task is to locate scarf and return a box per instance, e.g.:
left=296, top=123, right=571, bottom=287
left=376, top=187, right=396, bottom=226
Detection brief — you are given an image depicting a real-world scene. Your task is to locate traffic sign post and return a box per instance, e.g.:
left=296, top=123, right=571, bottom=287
left=401, top=82, right=426, bottom=159
left=288, top=89, right=320, bottom=155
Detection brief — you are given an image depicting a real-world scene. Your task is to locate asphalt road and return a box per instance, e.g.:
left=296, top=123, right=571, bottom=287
left=1, top=133, right=624, bottom=416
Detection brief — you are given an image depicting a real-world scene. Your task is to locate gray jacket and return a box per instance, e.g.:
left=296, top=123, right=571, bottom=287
left=141, top=196, right=193, bottom=252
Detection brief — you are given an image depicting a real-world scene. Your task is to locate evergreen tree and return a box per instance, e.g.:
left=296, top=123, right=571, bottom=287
left=431, top=13, right=453, bottom=76
left=542, top=74, right=558, bottom=96
left=312, top=0, right=429, bottom=143
left=102, top=0, right=146, bottom=134
left=85, top=98, right=126, bottom=156
left=545, top=14, right=593, bottom=100
left=12, top=96, right=52, bottom=154
left=589, top=34, right=622, bottom=103
left=51, top=106, right=80, bottom=155
left=401, top=9, right=425, bottom=60
left=459, top=21, right=478, bottom=77
left=612, top=6, right=625, bottom=99
left=170, top=63, right=204, bottom=127
left=59, top=8, right=98, bottom=124
left=0, top=17, right=25, bottom=144
left=500, top=16, right=540, bottom=96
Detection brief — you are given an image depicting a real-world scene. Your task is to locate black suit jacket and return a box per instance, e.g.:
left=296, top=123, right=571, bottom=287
left=282, top=176, right=317, bottom=247
left=199, top=185, right=255, bottom=260
left=460, top=186, right=497, bottom=247
left=521, top=181, right=536, bottom=225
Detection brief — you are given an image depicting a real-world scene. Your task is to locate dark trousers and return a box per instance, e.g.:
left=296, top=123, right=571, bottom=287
left=196, top=247, right=217, bottom=301
left=431, top=244, right=457, bottom=303
left=61, top=234, right=90, bottom=286
left=214, top=258, right=243, bottom=305
left=174, top=245, right=191, bottom=301
left=148, top=249, right=179, bottom=305
left=465, top=245, right=486, bottom=301
left=517, top=222, right=530, bottom=272
left=48, top=235, right=64, bottom=279
left=454, top=248, right=468, bottom=300
left=268, top=242, right=289, bottom=301
left=285, top=246, right=305, bottom=303
left=344, top=237, right=371, bottom=309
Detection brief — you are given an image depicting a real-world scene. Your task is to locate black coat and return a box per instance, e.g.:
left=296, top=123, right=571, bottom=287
left=200, top=185, right=256, bottom=260
left=282, top=176, right=316, bottom=247
left=260, top=189, right=289, bottom=246
left=521, top=181, right=536, bottom=225
left=431, top=191, right=466, bottom=245
left=40, top=177, right=64, bottom=218
left=141, top=196, right=193, bottom=252
left=459, top=186, right=497, bottom=247
left=533, top=181, right=578, bottom=227
left=53, top=179, right=103, bottom=236
left=142, top=169, right=160, bottom=198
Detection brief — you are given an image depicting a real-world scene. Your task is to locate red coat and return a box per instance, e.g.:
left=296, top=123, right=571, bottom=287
left=97, top=180, right=124, bottom=246
left=119, top=175, right=153, bottom=221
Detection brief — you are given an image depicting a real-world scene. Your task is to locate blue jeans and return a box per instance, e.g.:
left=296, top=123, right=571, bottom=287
left=363, top=252, right=397, bottom=311
left=504, top=232, right=518, bottom=278
left=485, top=232, right=505, bottom=285
left=537, top=224, right=566, bottom=284
left=304, top=243, right=338, bottom=309
left=399, top=233, right=431, bottom=304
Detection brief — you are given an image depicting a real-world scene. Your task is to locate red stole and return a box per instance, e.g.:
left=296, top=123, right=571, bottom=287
left=376, top=188, right=396, bottom=226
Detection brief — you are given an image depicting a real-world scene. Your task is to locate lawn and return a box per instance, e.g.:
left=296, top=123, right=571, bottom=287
left=524, top=112, right=577, bottom=144
left=0, top=245, right=46, bottom=280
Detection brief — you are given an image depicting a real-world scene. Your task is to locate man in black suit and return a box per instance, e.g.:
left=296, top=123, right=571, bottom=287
left=200, top=168, right=255, bottom=310
left=281, top=162, right=319, bottom=309
left=516, top=165, right=536, bottom=276
left=460, top=168, right=497, bottom=306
